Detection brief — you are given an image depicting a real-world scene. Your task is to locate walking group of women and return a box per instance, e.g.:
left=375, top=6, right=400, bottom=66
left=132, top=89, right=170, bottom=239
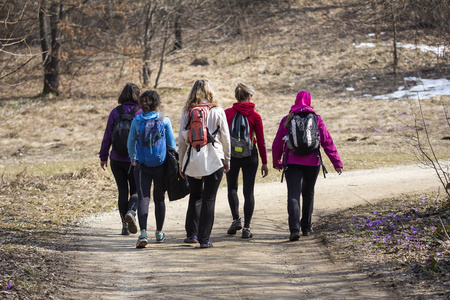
left=99, top=79, right=343, bottom=248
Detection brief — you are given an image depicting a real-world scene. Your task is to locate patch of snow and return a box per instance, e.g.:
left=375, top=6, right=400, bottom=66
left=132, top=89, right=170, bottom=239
left=354, top=42, right=447, bottom=56
left=373, top=78, right=450, bottom=100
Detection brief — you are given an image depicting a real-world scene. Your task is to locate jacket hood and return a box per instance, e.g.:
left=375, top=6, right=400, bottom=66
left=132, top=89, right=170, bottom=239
left=290, top=91, right=315, bottom=114
left=232, top=102, right=255, bottom=116
left=135, top=111, right=161, bottom=122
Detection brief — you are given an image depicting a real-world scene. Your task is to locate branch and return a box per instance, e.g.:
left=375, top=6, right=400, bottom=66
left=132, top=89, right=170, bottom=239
left=0, top=55, right=37, bottom=81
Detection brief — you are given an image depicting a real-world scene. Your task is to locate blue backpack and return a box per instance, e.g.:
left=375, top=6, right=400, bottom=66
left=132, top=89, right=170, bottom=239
left=135, top=115, right=166, bottom=167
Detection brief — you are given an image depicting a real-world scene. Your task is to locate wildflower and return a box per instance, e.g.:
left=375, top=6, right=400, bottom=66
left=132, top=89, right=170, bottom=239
left=393, top=230, right=397, bottom=233
left=355, top=223, right=359, bottom=227
left=373, top=211, right=377, bottom=215
left=420, top=195, right=425, bottom=200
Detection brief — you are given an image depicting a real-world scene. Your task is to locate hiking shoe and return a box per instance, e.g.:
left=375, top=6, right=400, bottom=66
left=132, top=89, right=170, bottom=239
left=124, top=210, right=138, bottom=234
left=199, top=241, right=213, bottom=248
left=155, top=231, right=166, bottom=243
left=183, top=235, right=198, bottom=243
left=121, top=222, right=130, bottom=235
left=289, top=232, right=300, bottom=241
left=241, top=227, right=253, bottom=239
left=136, top=233, right=148, bottom=248
left=227, top=218, right=242, bottom=235
left=302, top=231, right=312, bottom=236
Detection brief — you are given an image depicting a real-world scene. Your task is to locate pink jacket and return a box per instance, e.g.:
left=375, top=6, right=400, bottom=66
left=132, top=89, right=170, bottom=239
left=272, top=91, right=343, bottom=169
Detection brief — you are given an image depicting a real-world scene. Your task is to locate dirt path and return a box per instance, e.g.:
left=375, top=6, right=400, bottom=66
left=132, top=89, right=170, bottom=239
left=58, top=164, right=440, bottom=299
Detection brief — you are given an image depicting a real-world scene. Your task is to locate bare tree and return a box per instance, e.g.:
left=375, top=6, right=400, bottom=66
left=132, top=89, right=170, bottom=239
left=410, top=98, right=450, bottom=198
left=0, top=1, right=39, bottom=82
left=40, top=0, right=62, bottom=95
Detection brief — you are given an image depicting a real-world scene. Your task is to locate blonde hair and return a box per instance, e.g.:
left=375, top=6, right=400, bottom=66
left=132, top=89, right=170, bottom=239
left=183, top=79, right=218, bottom=111
left=235, top=83, right=255, bottom=102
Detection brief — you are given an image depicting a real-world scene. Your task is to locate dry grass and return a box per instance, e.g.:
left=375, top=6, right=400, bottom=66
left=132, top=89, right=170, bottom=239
left=0, top=0, right=449, bottom=298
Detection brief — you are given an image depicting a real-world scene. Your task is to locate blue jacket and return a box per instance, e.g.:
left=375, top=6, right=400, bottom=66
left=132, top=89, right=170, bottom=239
left=127, top=111, right=177, bottom=163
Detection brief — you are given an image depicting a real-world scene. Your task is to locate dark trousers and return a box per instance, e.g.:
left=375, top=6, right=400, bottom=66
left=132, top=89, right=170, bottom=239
left=134, top=163, right=165, bottom=231
left=226, top=148, right=258, bottom=228
left=284, top=164, right=320, bottom=234
left=186, top=167, right=224, bottom=244
left=110, top=159, right=138, bottom=222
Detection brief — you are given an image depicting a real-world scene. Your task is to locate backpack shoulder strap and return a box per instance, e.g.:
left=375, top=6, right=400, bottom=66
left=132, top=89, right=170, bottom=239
left=129, top=105, right=140, bottom=116
left=116, top=105, right=125, bottom=116
left=158, top=114, right=166, bottom=122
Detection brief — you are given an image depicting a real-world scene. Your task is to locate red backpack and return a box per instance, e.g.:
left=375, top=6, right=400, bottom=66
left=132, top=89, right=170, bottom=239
left=186, top=105, right=218, bottom=151
left=182, top=105, right=219, bottom=173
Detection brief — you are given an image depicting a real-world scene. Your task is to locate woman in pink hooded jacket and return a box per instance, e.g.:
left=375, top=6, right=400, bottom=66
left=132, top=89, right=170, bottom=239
left=272, top=91, right=343, bottom=241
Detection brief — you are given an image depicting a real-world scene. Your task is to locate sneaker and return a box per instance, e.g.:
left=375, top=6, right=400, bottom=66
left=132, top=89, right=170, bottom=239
left=289, top=231, right=300, bottom=241
left=136, top=233, right=148, bottom=248
left=121, top=222, right=130, bottom=235
left=183, top=235, right=198, bottom=243
left=199, top=241, right=213, bottom=248
left=155, top=231, right=166, bottom=243
left=124, top=210, right=138, bottom=234
left=302, top=231, right=312, bottom=236
left=227, top=218, right=242, bottom=235
left=241, top=227, right=253, bottom=239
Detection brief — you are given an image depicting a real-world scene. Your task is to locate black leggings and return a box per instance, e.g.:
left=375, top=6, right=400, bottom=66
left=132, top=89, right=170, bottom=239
left=226, top=148, right=258, bottom=228
left=134, top=163, right=165, bottom=231
left=186, top=167, right=224, bottom=244
left=110, top=159, right=138, bottom=222
left=284, top=164, right=320, bottom=233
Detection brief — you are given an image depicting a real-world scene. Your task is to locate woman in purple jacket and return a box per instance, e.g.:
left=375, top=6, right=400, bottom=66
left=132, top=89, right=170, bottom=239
left=99, top=83, right=143, bottom=235
left=272, top=91, right=343, bottom=241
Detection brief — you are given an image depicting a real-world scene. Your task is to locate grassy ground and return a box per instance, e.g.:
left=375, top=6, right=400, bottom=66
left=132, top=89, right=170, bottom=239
left=0, top=0, right=449, bottom=298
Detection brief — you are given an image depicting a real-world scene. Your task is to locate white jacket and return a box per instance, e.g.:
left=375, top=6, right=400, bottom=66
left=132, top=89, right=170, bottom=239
left=178, top=104, right=231, bottom=178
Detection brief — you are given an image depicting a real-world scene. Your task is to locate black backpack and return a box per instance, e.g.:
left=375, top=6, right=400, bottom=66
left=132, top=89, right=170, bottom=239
left=111, top=105, right=139, bottom=157
left=282, top=112, right=328, bottom=181
left=229, top=111, right=252, bottom=158
left=286, top=112, right=320, bottom=155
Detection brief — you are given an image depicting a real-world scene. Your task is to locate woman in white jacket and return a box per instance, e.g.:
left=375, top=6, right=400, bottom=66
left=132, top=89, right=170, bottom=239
left=178, top=79, right=231, bottom=248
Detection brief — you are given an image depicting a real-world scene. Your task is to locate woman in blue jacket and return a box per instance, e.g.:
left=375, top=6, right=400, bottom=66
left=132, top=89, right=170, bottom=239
left=127, top=90, right=177, bottom=248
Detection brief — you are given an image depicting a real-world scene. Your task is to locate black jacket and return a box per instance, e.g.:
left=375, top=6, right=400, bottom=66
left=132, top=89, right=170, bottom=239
left=164, top=146, right=190, bottom=201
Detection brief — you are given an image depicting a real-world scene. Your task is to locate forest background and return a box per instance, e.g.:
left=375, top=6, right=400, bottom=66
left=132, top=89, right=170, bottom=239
left=0, top=0, right=449, bottom=298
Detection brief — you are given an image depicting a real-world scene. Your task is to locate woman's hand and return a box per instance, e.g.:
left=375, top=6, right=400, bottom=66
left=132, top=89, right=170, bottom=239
left=261, top=164, right=269, bottom=178
left=223, top=164, right=230, bottom=174
left=179, top=167, right=185, bottom=179
left=335, top=167, right=343, bottom=175
left=274, top=166, right=283, bottom=171
left=100, top=161, right=108, bottom=170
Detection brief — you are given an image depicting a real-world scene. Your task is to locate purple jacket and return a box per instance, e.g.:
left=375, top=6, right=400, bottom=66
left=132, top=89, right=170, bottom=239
left=99, top=102, right=142, bottom=162
left=272, top=91, right=343, bottom=169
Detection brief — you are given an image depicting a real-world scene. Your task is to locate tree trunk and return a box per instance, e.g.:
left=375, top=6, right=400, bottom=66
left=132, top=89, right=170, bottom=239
left=173, top=13, right=182, bottom=51
left=154, top=32, right=169, bottom=89
left=41, top=1, right=61, bottom=95
left=390, top=2, right=398, bottom=75
left=142, top=3, right=153, bottom=86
